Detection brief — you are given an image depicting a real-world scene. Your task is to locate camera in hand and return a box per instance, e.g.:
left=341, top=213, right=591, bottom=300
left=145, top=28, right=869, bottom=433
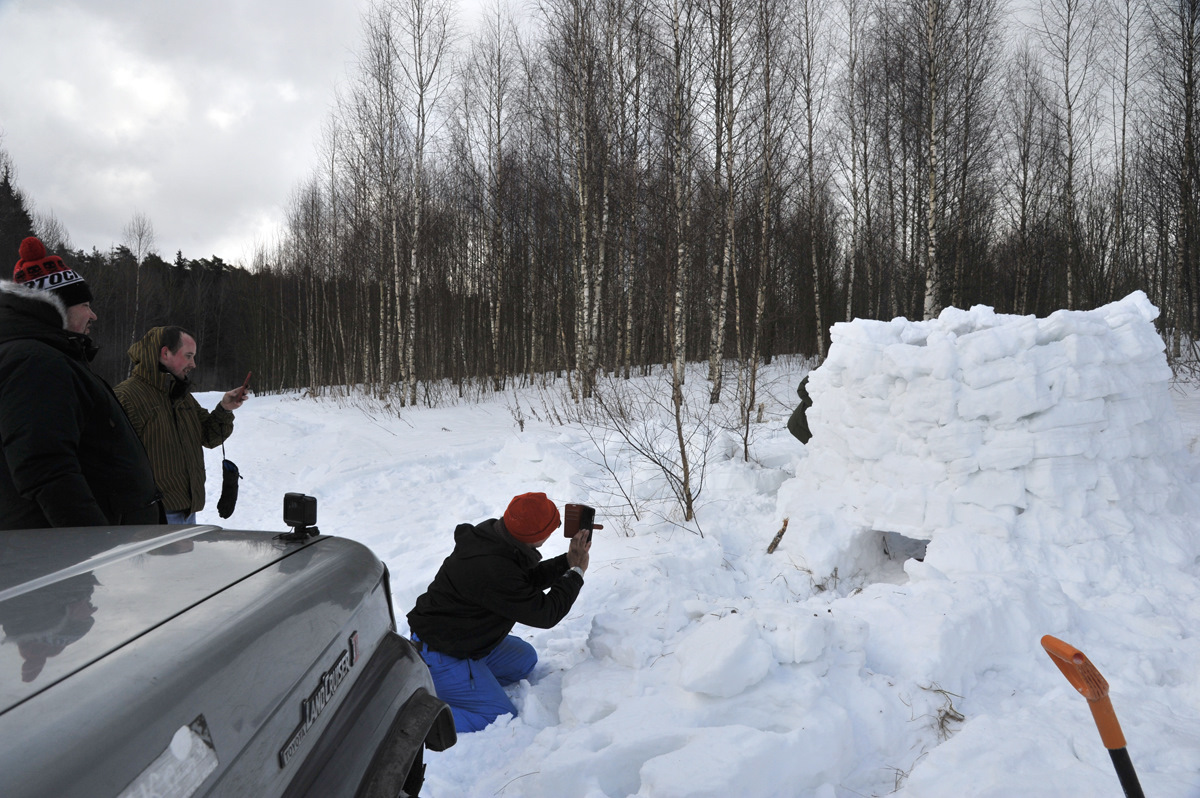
left=563, top=503, right=603, bottom=542
left=280, top=492, right=319, bottom=541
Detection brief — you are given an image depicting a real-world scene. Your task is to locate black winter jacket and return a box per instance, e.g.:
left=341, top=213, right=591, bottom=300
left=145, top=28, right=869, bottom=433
left=787, top=375, right=813, bottom=443
left=0, top=283, right=160, bottom=529
left=406, top=518, right=584, bottom=660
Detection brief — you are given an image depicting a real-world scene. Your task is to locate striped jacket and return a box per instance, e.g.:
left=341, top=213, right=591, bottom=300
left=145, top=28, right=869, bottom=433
left=114, top=328, right=234, bottom=514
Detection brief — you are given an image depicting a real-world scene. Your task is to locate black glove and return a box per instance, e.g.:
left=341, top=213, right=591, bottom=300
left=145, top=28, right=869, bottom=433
left=217, top=459, right=241, bottom=519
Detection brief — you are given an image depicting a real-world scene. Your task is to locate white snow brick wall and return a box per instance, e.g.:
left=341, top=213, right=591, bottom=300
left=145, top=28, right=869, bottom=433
left=785, top=291, right=1183, bottom=580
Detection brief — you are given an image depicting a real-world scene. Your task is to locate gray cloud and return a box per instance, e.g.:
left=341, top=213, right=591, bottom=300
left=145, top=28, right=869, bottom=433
left=0, top=0, right=368, bottom=265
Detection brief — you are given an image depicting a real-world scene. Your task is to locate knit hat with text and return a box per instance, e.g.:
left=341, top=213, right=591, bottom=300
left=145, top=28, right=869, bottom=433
left=13, top=237, right=93, bottom=308
left=503, top=492, right=561, bottom=544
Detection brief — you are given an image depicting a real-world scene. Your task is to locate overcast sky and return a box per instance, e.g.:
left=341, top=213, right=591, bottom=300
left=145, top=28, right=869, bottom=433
left=0, top=0, right=381, bottom=266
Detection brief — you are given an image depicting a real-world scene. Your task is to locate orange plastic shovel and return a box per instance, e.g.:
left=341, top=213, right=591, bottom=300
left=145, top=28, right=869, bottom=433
left=1041, top=635, right=1144, bottom=798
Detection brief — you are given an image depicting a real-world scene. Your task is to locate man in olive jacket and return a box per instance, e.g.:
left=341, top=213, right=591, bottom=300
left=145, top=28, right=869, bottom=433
left=115, top=326, right=248, bottom=524
left=0, top=238, right=161, bottom=529
left=407, top=492, right=590, bottom=733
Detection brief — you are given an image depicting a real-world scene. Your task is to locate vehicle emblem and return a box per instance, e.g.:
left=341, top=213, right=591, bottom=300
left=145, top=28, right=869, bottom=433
left=278, top=631, right=359, bottom=768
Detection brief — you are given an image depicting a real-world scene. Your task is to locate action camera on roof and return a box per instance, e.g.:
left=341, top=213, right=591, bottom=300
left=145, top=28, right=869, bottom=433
left=281, top=492, right=319, bottom=540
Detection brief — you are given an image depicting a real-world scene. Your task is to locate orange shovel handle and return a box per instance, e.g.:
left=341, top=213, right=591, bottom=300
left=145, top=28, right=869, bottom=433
left=1041, top=635, right=1127, bottom=749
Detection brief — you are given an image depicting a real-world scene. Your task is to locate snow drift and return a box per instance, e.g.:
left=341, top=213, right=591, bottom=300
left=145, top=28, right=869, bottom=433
left=774, top=290, right=1200, bottom=795
left=195, top=290, right=1200, bottom=796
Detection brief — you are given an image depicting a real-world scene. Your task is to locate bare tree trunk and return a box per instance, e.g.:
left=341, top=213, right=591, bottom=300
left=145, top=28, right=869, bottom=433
left=1039, top=0, right=1099, bottom=310
left=740, top=0, right=790, bottom=460
left=666, top=0, right=697, bottom=520
left=122, top=211, right=156, bottom=343
left=396, top=0, right=452, bottom=405
left=839, top=0, right=867, bottom=325
left=798, top=0, right=828, bottom=356
left=705, top=0, right=742, bottom=402
left=922, top=0, right=947, bottom=320
left=1107, top=0, right=1138, bottom=303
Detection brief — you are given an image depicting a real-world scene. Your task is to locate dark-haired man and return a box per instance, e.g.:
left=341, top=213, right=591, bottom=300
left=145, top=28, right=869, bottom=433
left=0, top=237, right=161, bottom=528
left=115, top=326, right=248, bottom=524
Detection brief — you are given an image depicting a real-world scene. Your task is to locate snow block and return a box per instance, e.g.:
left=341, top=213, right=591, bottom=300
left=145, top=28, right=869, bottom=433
left=675, top=613, right=774, bottom=698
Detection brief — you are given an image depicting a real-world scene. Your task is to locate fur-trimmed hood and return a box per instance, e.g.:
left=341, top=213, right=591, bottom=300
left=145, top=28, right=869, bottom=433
left=0, top=279, right=96, bottom=363
left=0, top=279, right=69, bottom=329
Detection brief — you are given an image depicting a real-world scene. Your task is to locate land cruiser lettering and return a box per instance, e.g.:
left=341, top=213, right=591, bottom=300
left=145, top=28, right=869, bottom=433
left=280, top=640, right=355, bottom=767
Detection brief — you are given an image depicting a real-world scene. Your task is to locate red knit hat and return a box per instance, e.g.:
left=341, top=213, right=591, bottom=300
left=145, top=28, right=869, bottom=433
left=503, top=492, right=561, bottom=543
left=13, top=237, right=93, bottom=308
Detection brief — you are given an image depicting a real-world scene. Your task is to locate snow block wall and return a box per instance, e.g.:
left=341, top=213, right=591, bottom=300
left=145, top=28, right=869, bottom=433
left=780, top=291, right=1185, bottom=582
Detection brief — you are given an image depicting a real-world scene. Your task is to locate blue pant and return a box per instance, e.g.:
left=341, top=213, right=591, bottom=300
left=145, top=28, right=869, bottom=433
left=166, top=511, right=197, bottom=525
left=415, top=635, right=538, bottom=733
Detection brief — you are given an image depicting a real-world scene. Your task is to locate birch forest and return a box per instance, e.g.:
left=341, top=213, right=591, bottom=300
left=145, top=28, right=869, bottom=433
left=7, top=0, right=1200, bottom=402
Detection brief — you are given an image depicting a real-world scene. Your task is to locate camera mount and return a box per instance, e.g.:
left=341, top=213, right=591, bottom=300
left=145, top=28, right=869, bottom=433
left=278, top=492, right=320, bottom=541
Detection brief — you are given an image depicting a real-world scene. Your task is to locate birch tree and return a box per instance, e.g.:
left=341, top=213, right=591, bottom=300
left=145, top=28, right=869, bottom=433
left=123, top=211, right=156, bottom=340
left=796, top=0, right=831, bottom=356
left=999, top=42, right=1059, bottom=315
left=460, top=1, right=519, bottom=390
left=656, top=0, right=700, bottom=518
left=605, top=0, right=651, bottom=380
left=349, top=1, right=407, bottom=393
left=836, top=0, right=874, bottom=323
left=541, top=0, right=609, bottom=398
left=734, top=0, right=792, bottom=460
left=947, top=0, right=1002, bottom=309
left=1038, top=0, right=1101, bottom=309
left=1102, top=0, right=1144, bottom=301
left=915, top=0, right=961, bottom=318
left=1146, top=0, right=1200, bottom=353
left=395, top=0, right=454, bottom=405
left=702, top=0, right=751, bottom=401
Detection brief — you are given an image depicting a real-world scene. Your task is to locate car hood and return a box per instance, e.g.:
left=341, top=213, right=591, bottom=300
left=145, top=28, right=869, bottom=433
left=0, top=524, right=313, bottom=713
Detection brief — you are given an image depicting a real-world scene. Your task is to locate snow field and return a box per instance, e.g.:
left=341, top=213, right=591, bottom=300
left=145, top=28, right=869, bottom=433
left=198, top=290, right=1200, bottom=796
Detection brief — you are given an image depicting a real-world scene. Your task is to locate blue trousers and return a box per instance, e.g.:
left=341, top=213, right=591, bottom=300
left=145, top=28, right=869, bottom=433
left=416, top=635, right=538, bottom=733
left=166, top=511, right=197, bottom=525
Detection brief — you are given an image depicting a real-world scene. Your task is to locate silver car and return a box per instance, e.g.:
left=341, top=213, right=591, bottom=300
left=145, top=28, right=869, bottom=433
left=0, top=513, right=455, bottom=797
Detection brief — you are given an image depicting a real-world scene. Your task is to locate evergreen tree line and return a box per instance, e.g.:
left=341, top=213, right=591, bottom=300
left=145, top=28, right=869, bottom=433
left=5, top=0, right=1200, bottom=402
left=1, top=153, right=255, bottom=390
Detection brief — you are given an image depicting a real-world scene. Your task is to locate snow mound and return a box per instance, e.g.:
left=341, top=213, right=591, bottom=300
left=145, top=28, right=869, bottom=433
left=783, top=290, right=1185, bottom=584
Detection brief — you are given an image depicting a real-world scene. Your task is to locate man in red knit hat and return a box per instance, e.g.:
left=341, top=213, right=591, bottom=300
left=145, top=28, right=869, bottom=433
left=406, top=492, right=591, bottom=732
left=0, top=237, right=161, bottom=528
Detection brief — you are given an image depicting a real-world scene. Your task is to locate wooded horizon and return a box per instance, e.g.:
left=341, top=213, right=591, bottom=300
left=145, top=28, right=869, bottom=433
left=3, top=0, right=1198, bottom=404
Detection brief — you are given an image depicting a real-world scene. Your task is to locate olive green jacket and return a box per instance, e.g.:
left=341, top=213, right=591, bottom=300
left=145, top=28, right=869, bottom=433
left=114, top=328, right=234, bottom=514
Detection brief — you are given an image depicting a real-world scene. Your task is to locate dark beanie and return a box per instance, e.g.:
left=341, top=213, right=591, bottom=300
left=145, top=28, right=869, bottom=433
left=503, top=492, right=561, bottom=544
left=13, top=237, right=93, bottom=308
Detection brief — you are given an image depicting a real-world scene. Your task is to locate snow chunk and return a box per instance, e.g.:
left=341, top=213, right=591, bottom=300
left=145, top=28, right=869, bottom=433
left=675, top=613, right=773, bottom=698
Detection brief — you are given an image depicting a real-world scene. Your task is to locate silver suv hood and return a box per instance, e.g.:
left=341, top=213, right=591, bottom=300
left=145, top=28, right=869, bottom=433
left=0, top=524, right=310, bottom=713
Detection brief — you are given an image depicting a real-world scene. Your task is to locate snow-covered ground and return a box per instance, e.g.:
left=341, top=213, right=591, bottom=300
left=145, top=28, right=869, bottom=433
left=199, top=291, right=1200, bottom=797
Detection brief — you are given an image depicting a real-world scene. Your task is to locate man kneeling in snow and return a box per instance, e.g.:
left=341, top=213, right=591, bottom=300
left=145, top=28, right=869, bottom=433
left=406, top=492, right=591, bottom=733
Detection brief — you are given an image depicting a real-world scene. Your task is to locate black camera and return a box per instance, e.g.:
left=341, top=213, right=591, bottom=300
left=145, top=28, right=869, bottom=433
left=280, top=493, right=319, bottom=540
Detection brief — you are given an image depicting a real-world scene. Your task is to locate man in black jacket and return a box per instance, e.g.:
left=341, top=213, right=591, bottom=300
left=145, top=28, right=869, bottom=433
left=0, top=237, right=160, bottom=529
left=407, top=492, right=590, bottom=732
